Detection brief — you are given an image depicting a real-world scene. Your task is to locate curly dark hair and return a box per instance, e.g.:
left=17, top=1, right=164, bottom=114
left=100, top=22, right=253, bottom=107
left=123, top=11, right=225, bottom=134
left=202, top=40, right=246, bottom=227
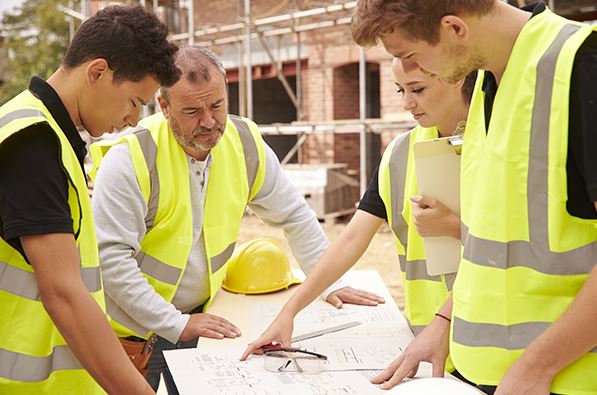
left=63, top=5, right=180, bottom=87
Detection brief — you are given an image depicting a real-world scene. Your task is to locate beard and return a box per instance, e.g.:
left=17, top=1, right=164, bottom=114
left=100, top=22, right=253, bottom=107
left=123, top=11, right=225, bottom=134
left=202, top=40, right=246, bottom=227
left=443, top=44, right=484, bottom=84
left=170, top=116, right=225, bottom=152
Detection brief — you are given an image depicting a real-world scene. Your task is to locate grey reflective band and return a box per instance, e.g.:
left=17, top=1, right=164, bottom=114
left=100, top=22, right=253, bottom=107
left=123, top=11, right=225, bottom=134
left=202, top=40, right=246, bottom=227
left=0, top=108, right=45, bottom=129
left=131, top=128, right=160, bottom=231
left=453, top=317, right=597, bottom=353
left=462, top=24, right=595, bottom=277
left=0, top=345, right=81, bottom=382
left=410, top=325, right=425, bottom=336
left=388, top=132, right=411, bottom=246
left=444, top=272, right=456, bottom=292
left=211, top=242, right=236, bottom=273
left=106, top=297, right=151, bottom=336
left=0, top=260, right=101, bottom=300
left=398, top=255, right=442, bottom=282
left=134, top=252, right=181, bottom=285
left=230, top=116, right=260, bottom=195
left=463, top=233, right=597, bottom=275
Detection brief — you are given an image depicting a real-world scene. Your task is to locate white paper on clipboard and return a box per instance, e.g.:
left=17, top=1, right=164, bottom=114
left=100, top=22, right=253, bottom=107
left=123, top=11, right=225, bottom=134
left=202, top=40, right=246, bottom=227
left=412, top=136, right=461, bottom=276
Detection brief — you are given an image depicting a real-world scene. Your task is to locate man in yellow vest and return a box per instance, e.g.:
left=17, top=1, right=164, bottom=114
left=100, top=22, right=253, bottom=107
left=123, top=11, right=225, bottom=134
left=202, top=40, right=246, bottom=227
left=351, top=1, right=597, bottom=394
left=0, top=5, right=180, bottom=394
left=90, top=46, right=385, bottom=394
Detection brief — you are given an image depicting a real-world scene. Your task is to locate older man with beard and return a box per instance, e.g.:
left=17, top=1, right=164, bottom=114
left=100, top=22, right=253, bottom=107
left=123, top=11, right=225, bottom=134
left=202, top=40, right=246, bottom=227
left=89, top=46, right=384, bottom=394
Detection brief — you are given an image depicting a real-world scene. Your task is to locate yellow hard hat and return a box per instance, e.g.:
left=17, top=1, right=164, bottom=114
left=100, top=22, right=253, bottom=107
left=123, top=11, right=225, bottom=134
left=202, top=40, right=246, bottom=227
left=222, top=238, right=302, bottom=294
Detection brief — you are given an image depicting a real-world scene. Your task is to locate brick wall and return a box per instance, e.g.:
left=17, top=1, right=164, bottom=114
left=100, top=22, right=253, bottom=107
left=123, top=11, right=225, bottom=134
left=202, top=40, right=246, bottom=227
left=333, top=64, right=359, bottom=120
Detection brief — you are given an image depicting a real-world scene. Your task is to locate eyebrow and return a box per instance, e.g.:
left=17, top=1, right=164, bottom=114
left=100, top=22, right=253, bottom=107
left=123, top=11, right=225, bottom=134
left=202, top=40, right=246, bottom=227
left=394, top=81, right=424, bottom=87
left=212, top=99, right=225, bottom=106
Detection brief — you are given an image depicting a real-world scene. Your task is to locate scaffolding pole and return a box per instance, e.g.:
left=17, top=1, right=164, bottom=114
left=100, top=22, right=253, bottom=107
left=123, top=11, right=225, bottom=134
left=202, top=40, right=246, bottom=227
left=258, top=35, right=299, bottom=109
left=245, top=0, right=253, bottom=119
left=359, top=47, right=367, bottom=197
left=188, top=0, right=195, bottom=45
left=170, top=1, right=355, bottom=43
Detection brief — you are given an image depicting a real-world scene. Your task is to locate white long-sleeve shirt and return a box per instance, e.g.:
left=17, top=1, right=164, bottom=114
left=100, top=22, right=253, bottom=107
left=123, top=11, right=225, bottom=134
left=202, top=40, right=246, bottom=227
left=92, top=140, right=347, bottom=343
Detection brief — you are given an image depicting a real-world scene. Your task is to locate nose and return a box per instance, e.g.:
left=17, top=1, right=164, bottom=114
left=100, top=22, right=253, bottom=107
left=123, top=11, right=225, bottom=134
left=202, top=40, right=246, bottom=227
left=124, top=108, right=141, bottom=128
left=197, top=111, right=216, bottom=129
left=402, top=92, right=417, bottom=112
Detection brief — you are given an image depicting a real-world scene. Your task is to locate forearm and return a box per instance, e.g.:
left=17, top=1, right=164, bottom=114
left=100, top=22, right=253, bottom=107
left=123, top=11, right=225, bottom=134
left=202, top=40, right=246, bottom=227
left=43, top=282, right=152, bottom=394
left=93, top=144, right=188, bottom=343
left=282, top=210, right=383, bottom=317
left=23, top=233, right=152, bottom=395
left=516, top=265, right=597, bottom=377
left=101, top=244, right=188, bottom=343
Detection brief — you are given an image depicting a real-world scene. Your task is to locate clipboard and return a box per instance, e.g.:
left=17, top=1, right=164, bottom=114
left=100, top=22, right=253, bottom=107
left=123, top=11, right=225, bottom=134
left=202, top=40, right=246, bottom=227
left=412, top=136, right=462, bottom=276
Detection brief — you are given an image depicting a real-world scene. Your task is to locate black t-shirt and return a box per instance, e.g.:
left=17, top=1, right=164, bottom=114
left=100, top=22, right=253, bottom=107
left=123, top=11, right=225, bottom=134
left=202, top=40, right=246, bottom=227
left=359, top=3, right=597, bottom=220
left=0, top=76, right=87, bottom=259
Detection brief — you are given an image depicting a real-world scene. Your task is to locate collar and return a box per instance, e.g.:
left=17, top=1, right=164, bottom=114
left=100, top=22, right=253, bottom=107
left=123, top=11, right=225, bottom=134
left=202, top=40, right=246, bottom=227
left=28, top=76, right=86, bottom=154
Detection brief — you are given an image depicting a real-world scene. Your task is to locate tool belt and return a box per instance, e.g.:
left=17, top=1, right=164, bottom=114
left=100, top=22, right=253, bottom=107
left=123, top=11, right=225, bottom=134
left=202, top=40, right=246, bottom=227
left=119, top=335, right=157, bottom=376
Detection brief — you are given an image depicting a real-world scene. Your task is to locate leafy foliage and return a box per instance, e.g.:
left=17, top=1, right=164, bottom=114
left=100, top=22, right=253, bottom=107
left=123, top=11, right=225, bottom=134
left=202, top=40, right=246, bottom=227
left=0, top=0, right=77, bottom=104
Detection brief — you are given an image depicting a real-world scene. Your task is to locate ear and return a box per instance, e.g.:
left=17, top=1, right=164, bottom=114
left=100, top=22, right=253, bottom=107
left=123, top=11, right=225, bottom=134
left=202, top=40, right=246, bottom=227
left=157, top=94, right=170, bottom=118
left=439, top=15, right=469, bottom=42
left=85, top=59, right=110, bottom=86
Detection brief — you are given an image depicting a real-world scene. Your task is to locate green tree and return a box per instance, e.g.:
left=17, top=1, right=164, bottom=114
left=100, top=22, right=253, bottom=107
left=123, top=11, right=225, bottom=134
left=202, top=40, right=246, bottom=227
left=0, top=0, right=76, bottom=104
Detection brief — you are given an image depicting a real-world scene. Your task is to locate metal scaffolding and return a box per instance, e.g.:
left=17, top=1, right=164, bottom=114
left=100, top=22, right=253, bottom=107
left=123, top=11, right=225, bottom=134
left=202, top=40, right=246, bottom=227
left=66, top=0, right=411, bottom=195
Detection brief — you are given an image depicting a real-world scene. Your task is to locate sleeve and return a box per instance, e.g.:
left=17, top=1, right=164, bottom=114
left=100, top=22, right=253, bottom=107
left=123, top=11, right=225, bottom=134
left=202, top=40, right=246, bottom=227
left=569, top=34, right=597, bottom=203
left=357, top=165, right=388, bottom=220
left=91, top=144, right=189, bottom=343
left=0, top=125, right=73, bottom=259
left=247, top=144, right=349, bottom=298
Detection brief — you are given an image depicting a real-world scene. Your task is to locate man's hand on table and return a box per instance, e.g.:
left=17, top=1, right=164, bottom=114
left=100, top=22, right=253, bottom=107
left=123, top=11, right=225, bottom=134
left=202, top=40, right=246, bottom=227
left=325, top=286, right=386, bottom=309
left=179, top=313, right=241, bottom=341
left=371, top=314, right=451, bottom=390
left=239, top=312, right=294, bottom=361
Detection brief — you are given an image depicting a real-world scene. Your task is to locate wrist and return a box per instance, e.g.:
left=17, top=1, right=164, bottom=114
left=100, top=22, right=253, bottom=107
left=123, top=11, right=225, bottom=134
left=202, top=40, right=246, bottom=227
left=517, top=344, right=560, bottom=379
left=449, top=214, right=461, bottom=240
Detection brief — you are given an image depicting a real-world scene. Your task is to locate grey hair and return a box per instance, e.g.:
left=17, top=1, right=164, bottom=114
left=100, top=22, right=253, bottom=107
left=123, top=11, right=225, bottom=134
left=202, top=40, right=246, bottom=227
left=160, top=45, right=227, bottom=100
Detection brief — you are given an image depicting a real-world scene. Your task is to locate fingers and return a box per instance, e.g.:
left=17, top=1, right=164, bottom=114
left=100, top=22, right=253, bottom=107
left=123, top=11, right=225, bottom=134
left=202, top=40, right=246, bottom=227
left=204, top=313, right=242, bottom=336
left=240, top=336, right=270, bottom=361
left=371, top=355, right=404, bottom=384
left=380, top=360, right=418, bottom=390
left=188, top=313, right=241, bottom=339
left=410, top=195, right=437, bottom=208
left=371, top=352, right=421, bottom=390
left=431, top=358, right=446, bottom=378
left=326, top=293, right=343, bottom=309
left=197, top=322, right=240, bottom=339
left=328, top=288, right=386, bottom=307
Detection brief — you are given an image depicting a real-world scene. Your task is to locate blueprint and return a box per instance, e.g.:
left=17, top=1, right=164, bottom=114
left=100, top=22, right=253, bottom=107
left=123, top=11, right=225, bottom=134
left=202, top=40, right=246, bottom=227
left=164, top=346, right=390, bottom=395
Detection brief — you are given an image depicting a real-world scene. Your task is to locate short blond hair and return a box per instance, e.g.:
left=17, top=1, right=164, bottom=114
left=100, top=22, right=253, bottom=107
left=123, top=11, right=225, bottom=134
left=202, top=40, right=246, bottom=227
left=351, top=0, right=495, bottom=47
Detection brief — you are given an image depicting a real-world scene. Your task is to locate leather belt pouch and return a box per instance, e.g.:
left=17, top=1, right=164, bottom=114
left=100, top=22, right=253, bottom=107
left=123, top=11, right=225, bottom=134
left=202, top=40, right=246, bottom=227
left=119, top=335, right=156, bottom=376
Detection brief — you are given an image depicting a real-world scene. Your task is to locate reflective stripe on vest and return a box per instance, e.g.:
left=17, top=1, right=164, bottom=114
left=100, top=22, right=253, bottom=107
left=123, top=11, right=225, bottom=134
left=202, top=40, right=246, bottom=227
left=91, top=113, right=265, bottom=338
left=127, top=118, right=260, bottom=285
left=0, top=108, right=44, bottom=128
left=0, top=346, right=81, bottom=382
left=0, top=91, right=104, bottom=392
left=380, top=126, right=456, bottom=372
left=460, top=23, right=596, bottom=276
left=453, top=317, right=597, bottom=353
left=453, top=10, right=597, bottom=392
left=0, top=260, right=101, bottom=300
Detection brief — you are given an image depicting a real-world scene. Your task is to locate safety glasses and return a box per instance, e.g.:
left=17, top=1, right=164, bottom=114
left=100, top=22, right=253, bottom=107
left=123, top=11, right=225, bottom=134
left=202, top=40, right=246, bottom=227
left=263, top=347, right=327, bottom=374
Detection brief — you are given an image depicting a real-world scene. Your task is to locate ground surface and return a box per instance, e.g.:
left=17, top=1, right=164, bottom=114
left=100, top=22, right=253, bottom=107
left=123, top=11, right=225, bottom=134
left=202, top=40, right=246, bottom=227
left=236, top=212, right=405, bottom=309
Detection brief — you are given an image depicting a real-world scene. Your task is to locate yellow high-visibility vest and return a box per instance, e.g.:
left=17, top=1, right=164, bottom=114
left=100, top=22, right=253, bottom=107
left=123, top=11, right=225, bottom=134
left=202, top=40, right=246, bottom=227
left=90, top=113, right=266, bottom=339
left=0, top=90, right=105, bottom=394
left=379, top=125, right=455, bottom=371
left=452, top=9, right=597, bottom=394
